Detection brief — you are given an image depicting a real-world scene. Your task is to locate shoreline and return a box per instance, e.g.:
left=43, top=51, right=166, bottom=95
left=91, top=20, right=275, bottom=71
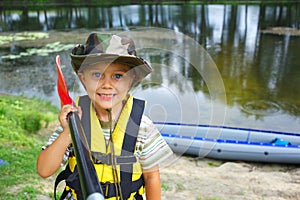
left=160, top=155, right=300, bottom=200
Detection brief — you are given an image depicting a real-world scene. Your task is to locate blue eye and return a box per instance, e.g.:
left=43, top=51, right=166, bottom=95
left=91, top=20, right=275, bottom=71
left=92, top=72, right=102, bottom=79
left=113, top=74, right=123, bottom=79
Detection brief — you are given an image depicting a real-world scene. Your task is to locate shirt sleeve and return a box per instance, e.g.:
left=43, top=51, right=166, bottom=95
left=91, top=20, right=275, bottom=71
left=41, top=126, right=71, bottom=166
left=137, top=116, right=174, bottom=170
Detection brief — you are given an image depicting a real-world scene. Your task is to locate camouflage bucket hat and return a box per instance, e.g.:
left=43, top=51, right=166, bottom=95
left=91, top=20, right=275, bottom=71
left=70, top=33, right=152, bottom=86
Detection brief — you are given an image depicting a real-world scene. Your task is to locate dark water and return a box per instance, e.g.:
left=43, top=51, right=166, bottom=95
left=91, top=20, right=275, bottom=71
left=1, top=4, right=300, bottom=133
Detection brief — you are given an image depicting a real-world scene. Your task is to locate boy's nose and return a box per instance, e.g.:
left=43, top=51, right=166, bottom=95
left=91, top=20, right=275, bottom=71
left=99, top=76, right=113, bottom=88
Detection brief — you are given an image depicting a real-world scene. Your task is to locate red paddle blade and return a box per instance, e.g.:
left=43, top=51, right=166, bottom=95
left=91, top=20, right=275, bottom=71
left=56, top=55, right=73, bottom=106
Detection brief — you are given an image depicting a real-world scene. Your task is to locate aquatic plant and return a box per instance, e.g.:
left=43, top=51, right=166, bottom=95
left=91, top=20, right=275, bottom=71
left=0, top=32, right=74, bottom=60
left=1, top=41, right=74, bottom=60
left=0, top=32, right=49, bottom=45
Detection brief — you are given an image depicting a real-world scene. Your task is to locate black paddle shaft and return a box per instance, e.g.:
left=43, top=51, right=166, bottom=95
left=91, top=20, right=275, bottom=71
left=68, top=111, right=104, bottom=200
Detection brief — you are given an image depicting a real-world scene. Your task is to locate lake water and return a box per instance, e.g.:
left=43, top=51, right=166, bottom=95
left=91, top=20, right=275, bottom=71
left=0, top=3, right=300, bottom=133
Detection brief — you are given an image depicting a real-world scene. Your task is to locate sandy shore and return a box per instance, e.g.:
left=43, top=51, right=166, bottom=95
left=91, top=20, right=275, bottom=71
left=160, top=155, right=300, bottom=200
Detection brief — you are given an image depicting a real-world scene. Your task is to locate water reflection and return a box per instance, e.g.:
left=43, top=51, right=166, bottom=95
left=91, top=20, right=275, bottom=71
left=1, top=4, right=299, bottom=32
left=0, top=4, right=300, bottom=133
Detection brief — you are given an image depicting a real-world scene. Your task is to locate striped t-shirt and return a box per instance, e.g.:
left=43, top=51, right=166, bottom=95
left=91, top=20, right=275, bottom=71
left=42, top=115, right=173, bottom=170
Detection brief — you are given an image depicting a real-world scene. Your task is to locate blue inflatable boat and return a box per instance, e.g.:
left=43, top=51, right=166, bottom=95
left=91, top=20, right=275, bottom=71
left=155, top=122, right=300, bottom=164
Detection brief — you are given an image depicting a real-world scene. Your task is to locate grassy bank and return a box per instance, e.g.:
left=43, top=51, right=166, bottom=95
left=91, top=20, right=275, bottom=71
left=0, top=94, right=59, bottom=199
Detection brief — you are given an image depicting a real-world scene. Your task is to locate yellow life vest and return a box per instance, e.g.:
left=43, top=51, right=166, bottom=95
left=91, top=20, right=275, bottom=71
left=54, top=95, right=145, bottom=200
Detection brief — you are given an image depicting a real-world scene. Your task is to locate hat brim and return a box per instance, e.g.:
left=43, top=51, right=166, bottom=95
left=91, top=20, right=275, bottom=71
left=71, top=53, right=152, bottom=86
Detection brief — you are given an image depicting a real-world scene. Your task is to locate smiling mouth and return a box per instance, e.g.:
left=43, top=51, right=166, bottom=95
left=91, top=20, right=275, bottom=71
left=98, top=93, right=115, bottom=100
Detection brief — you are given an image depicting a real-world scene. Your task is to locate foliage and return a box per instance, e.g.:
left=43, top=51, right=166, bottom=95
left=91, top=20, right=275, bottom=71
left=0, top=94, right=58, bottom=199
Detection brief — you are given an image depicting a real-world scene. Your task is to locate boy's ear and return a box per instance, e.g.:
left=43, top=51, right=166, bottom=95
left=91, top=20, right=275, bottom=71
left=78, top=73, right=85, bottom=84
left=77, top=72, right=87, bottom=90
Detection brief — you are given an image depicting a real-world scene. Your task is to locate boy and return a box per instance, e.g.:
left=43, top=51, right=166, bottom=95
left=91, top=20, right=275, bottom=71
left=37, top=33, right=173, bottom=200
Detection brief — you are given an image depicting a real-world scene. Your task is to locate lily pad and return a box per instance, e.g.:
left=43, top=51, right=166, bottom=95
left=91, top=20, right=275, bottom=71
left=0, top=32, right=49, bottom=45
left=1, top=42, right=74, bottom=60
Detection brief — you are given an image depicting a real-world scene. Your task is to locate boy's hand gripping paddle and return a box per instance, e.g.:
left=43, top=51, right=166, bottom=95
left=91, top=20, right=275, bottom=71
left=55, top=55, right=104, bottom=200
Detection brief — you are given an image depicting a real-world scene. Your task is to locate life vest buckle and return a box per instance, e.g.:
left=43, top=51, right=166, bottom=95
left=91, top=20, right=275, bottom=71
left=92, top=152, right=137, bottom=165
left=92, top=152, right=112, bottom=165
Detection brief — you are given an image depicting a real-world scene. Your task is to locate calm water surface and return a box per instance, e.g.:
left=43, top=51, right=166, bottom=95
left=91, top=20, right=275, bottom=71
left=1, top=4, right=300, bottom=133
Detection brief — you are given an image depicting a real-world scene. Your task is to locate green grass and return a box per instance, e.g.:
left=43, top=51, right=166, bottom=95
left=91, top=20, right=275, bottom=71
left=161, top=182, right=173, bottom=191
left=0, top=94, right=58, bottom=199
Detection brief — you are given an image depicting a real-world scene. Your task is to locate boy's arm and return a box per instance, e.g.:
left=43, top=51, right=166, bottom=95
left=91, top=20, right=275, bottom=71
left=143, top=165, right=161, bottom=200
left=36, top=129, right=71, bottom=178
left=36, top=105, right=78, bottom=178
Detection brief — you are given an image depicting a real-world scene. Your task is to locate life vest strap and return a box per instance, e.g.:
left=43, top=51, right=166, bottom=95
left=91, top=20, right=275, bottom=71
left=101, top=176, right=144, bottom=199
left=54, top=164, right=72, bottom=200
left=92, top=152, right=137, bottom=165
left=120, top=98, right=145, bottom=199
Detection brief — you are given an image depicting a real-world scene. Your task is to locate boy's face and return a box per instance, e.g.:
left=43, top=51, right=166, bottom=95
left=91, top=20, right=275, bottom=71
left=78, top=62, right=135, bottom=111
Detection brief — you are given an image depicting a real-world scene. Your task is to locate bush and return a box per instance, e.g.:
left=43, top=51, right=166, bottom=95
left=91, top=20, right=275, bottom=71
left=20, top=112, right=43, bottom=132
